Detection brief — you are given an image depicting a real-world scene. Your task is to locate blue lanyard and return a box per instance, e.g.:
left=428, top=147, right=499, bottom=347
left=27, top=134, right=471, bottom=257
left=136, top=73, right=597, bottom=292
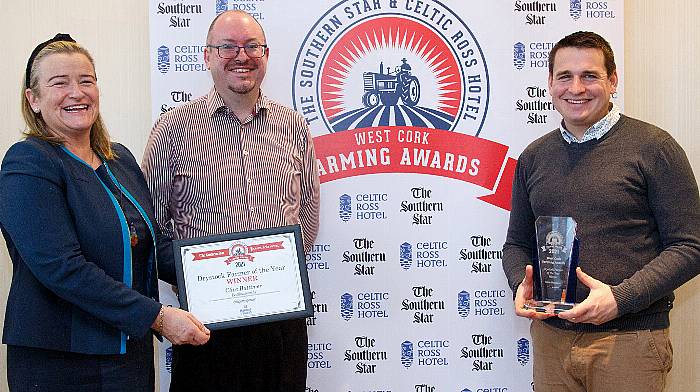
left=102, top=161, right=159, bottom=290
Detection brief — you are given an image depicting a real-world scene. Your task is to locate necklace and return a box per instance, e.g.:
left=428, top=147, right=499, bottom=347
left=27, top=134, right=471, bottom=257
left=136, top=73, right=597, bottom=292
left=115, top=185, right=139, bottom=247
left=119, top=191, right=140, bottom=247
left=103, top=161, right=139, bottom=248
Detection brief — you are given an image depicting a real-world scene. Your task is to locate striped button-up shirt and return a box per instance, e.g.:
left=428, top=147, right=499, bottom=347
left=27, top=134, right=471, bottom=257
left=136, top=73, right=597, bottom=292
left=142, top=88, right=320, bottom=251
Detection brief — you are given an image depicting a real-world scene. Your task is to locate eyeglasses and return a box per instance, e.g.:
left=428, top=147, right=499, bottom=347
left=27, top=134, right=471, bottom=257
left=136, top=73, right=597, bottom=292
left=206, top=43, right=268, bottom=59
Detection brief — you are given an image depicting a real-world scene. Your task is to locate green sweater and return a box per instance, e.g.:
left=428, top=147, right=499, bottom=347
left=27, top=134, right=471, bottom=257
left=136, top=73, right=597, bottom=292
left=502, top=114, right=700, bottom=331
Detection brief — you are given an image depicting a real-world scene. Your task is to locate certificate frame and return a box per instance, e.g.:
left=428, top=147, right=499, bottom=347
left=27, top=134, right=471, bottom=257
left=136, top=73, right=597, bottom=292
left=173, top=224, right=313, bottom=330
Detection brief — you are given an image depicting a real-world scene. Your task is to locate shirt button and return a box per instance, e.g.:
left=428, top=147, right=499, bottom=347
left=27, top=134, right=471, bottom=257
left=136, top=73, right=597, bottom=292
left=247, top=178, right=252, bottom=184
left=243, top=150, right=249, bottom=156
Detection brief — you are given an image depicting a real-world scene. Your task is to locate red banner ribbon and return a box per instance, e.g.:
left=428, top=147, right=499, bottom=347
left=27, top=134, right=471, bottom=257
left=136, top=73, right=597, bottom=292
left=192, top=241, right=286, bottom=263
left=192, top=249, right=229, bottom=261
left=248, top=241, right=285, bottom=253
left=312, top=127, right=516, bottom=210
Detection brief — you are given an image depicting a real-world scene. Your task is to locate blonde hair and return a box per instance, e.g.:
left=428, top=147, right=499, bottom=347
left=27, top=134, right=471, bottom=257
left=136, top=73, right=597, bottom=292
left=22, top=41, right=115, bottom=159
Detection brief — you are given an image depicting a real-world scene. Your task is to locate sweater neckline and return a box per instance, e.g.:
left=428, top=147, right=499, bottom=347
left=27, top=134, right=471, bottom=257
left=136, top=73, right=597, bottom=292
left=563, top=114, right=628, bottom=148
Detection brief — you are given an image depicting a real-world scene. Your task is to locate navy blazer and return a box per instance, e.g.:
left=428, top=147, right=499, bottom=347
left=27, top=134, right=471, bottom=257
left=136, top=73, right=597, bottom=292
left=0, top=138, right=175, bottom=355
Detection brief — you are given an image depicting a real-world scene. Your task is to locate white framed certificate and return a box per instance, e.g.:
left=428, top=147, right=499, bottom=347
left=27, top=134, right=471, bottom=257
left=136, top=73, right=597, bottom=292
left=173, top=225, right=313, bottom=330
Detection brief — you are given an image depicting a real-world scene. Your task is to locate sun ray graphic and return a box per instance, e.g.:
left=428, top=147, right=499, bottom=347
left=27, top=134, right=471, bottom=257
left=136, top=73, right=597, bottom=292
left=320, top=17, right=462, bottom=131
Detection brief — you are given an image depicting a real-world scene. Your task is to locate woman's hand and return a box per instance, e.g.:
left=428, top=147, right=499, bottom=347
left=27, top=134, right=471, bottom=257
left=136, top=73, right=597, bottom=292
left=153, top=306, right=211, bottom=345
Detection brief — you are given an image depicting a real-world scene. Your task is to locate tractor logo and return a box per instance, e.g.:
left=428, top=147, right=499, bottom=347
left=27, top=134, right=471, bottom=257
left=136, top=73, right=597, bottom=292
left=293, top=5, right=489, bottom=137
left=362, top=58, right=420, bottom=108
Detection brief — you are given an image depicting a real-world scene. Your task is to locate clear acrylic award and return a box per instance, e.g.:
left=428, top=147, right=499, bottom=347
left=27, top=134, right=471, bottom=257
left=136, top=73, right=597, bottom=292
left=524, top=216, right=579, bottom=314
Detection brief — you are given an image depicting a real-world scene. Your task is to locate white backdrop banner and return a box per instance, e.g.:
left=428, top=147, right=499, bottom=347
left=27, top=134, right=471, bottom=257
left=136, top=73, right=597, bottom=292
left=150, top=1, right=624, bottom=391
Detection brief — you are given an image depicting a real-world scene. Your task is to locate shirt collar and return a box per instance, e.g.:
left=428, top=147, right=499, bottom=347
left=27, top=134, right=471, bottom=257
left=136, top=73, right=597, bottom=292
left=560, top=102, right=621, bottom=144
left=206, top=87, right=271, bottom=119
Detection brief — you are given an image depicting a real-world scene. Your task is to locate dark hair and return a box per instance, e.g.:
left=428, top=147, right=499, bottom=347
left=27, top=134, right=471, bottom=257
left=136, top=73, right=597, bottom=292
left=548, top=31, right=616, bottom=76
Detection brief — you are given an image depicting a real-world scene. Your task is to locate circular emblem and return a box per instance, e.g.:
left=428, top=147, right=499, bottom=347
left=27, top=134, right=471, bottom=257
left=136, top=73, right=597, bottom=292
left=230, top=243, right=247, bottom=256
left=293, top=2, right=489, bottom=136
left=545, top=231, right=564, bottom=247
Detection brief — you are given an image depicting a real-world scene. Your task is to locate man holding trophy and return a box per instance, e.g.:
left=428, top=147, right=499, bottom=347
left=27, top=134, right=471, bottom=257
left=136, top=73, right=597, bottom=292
left=502, top=31, right=700, bottom=391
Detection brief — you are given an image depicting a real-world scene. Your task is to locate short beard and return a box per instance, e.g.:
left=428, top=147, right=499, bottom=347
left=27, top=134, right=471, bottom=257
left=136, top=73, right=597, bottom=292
left=228, top=83, right=256, bottom=95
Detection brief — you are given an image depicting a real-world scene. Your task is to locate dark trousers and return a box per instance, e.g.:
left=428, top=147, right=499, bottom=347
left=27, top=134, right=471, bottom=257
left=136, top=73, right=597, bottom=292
left=7, top=336, right=154, bottom=392
left=169, top=318, right=307, bottom=392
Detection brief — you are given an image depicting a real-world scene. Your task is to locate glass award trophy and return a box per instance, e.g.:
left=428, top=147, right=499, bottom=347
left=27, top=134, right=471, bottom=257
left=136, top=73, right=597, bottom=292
left=524, top=216, right=579, bottom=314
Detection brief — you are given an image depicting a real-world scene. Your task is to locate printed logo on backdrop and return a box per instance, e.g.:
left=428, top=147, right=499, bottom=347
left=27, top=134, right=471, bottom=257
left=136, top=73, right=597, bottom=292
left=513, top=41, right=554, bottom=70
left=456, top=290, right=506, bottom=318
left=340, top=292, right=390, bottom=320
left=401, top=285, right=446, bottom=324
left=155, top=1, right=202, bottom=28
left=515, top=85, right=554, bottom=126
left=513, top=42, right=526, bottom=70
left=339, top=193, right=389, bottom=221
left=345, top=336, right=388, bottom=374
left=517, top=337, right=530, bottom=366
left=160, top=90, right=194, bottom=114
left=457, top=290, right=470, bottom=317
left=513, top=0, right=557, bottom=25
left=157, top=46, right=171, bottom=73
left=400, top=186, right=444, bottom=226
left=292, top=0, right=516, bottom=211
left=155, top=44, right=207, bottom=73
left=579, top=1, right=616, bottom=19
left=307, top=290, right=329, bottom=327
left=293, top=1, right=489, bottom=133
left=341, top=292, right=354, bottom=321
left=401, top=339, right=449, bottom=367
left=339, top=193, right=352, bottom=221
left=570, top=0, right=582, bottom=19
left=216, top=0, right=267, bottom=19
left=216, top=0, right=228, bottom=14
left=400, top=340, right=413, bottom=367
left=165, top=346, right=173, bottom=373
left=400, top=240, right=448, bottom=269
left=306, top=244, right=331, bottom=272
left=399, top=242, right=412, bottom=269
left=472, top=289, right=506, bottom=316
left=460, top=334, right=504, bottom=371
left=308, top=341, right=333, bottom=370
left=462, top=387, right=510, bottom=392
left=343, top=237, right=387, bottom=276
left=460, top=235, right=502, bottom=274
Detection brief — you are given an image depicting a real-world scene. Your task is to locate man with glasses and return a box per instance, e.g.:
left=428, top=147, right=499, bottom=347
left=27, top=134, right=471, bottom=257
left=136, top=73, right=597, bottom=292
left=502, top=31, right=700, bottom=391
left=142, top=10, right=319, bottom=391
